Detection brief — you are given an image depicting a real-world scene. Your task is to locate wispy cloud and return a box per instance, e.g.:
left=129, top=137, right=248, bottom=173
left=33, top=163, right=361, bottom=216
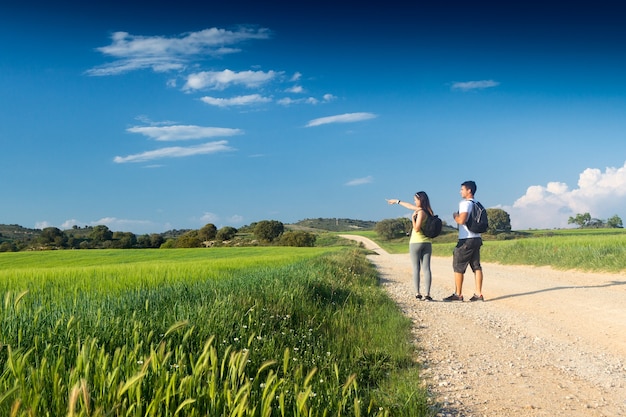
left=200, top=94, right=272, bottom=107
left=183, top=69, right=278, bottom=91
left=114, top=141, right=234, bottom=163
left=127, top=124, right=242, bottom=141
left=451, top=80, right=500, bottom=92
left=306, top=112, right=377, bottom=127
left=345, top=176, right=373, bottom=186
left=503, top=161, right=626, bottom=229
left=86, top=27, right=271, bottom=76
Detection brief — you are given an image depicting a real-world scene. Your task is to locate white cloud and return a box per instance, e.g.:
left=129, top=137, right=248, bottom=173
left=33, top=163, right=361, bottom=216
left=286, top=85, right=304, bottom=93
left=91, top=217, right=155, bottom=232
left=113, top=141, right=234, bottom=163
left=86, top=27, right=270, bottom=76
left=290, top=72, right=302, bottom=82
left=503, top=161, right=626, bottom=229
left=200, top=94, right=271, bottom=107
left=200, top=212, right=220, bottom=224
left=345, top=176, right=373, bottom=186
left=451, top=80, right=500, bottom=92
left=228, top=214, right=244, bottom=224
left=305, top=112, right=377, bottom=127
left=322, top=93, right=336, bottom=102
left=183, top=69, right=278, bottom=91
left=127, top=125, right=243, bottom=141
left=35, top=221, right=53, bottom=230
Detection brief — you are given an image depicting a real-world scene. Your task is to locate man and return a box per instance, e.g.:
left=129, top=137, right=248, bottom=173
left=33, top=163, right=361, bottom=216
left=443, top=180, right=484, bottom=302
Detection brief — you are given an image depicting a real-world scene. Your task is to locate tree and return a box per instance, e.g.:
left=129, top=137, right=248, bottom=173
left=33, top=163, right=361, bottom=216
left=254, top=220, right=284, bottom=242
left=38, top=227, right=68, bottom=248
left=90, top=225, right=113, bottom=243
left=375, top=218, right=411, bottom=240
left=112, top=231, right=137, bottom=249
left=280, top=231, right=316, bottom=247
left=216, top=226, right=237, bottom=241
left=606, top=215, right=623, bottom=228
left=198, top=223, right=218, bottom=241
left=485, top=208, right=511, bottom=234
left=568, top=213, right=591, bottom=228
left=175, top=230, right=203, bottom=248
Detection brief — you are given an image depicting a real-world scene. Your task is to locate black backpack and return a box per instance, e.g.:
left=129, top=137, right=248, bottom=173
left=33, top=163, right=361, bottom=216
left=466, top=200, right=488, bottom=233
left=422, top=211, right=443, bottom=238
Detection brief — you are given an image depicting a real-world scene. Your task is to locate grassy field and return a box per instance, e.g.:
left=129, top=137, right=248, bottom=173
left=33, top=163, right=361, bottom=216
left=0, top=246, right=431, bottom=416
left=344, top=228, right=626, bottom=273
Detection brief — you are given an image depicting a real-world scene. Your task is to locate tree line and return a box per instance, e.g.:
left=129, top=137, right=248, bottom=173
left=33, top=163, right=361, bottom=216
left=0, top=220, right=317, bottom=252
left=567, top=213, right=623, bottom=228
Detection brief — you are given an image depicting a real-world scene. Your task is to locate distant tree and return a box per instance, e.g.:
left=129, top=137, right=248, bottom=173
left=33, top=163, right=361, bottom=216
left=254, top=220, right=284, bottom=242
left=175, top=230, right=203, bottom=248
left=486, top=208, right=511, bottom=234
left=375, top=218, right=411, bottom=240
left=568, top=213, right=591, bottom=228
left=0, top=241, right=17, bottom=252
left=606, top=214, right=623, bottom=228
left=198, top=223, right=218, bottom=241
left=280, top=231, right=317, bottom=247
left=38, top=227, right=68, bottom=248
left=90, top=225, right=113, bottom=243
left=216, top=226, right=238, bottom=241
left=112, top=231, right=137, bottom=248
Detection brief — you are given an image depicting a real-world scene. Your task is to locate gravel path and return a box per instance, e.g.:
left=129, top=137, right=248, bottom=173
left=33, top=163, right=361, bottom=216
left=340, top=235, right=626, bottom=417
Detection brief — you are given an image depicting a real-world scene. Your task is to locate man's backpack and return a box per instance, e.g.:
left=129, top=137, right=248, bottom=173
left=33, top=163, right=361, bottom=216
left=422, top=211, right=443, bottom=238
left=466, top=200, right=488, bottom=233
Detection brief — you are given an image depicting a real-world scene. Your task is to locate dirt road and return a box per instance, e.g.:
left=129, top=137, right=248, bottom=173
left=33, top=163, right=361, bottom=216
left=340, top=235, right=626, bottom=417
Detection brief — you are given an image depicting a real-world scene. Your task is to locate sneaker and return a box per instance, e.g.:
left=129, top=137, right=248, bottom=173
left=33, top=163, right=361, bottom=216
left=424, top=295, right=433, bottom=301
left=469, top=294, right=484, bottom=302
left=416, top=294, right=423, bottom=300
left=443, top=293, right=463, bottom=302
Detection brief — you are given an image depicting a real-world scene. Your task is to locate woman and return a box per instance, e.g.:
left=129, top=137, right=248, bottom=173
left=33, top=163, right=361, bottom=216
left=386, top=192, right=434, bottom=301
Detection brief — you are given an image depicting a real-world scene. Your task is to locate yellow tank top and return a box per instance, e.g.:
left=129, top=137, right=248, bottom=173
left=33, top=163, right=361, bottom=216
left=409, top=210, right=432, bottom=243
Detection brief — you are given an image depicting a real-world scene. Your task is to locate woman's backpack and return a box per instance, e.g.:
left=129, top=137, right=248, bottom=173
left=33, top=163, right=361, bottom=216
left=422, top=211, right=443, bottom=238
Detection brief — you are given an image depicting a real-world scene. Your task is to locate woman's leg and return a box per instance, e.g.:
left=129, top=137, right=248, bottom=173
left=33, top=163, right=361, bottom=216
left=409, top=243, right=421, bottom=295
left=422, top=243, right=433, bottom=295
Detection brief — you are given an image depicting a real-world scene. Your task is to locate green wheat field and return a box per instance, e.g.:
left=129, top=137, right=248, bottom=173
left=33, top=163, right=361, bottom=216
left=0, top=246, right=429, bottom=417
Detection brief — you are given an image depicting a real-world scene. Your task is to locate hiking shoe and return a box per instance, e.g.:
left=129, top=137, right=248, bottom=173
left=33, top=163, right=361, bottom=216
left=424, top=295, right=433, bottom=301
left=469, top=294, right=484, bottom=302
left=443, top=293, right=463, bottom=302
left=416, top=294, right=423, bottom=300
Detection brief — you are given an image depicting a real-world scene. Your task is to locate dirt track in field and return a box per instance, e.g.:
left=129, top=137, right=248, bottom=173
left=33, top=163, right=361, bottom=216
left=341, top=235, right=626, bottom=417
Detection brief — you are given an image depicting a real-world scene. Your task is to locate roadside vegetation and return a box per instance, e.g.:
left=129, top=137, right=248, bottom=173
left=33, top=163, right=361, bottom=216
left=354, top=226, right=626, bottom=274
left=0, top=246, right=432, bottom=416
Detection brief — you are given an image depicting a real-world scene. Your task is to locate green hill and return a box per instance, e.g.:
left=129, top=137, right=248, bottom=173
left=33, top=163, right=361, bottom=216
left=289, top=218, right=376, bottom=232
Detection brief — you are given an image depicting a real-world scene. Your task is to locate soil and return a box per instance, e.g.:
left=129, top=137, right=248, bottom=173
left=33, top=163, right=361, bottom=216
left=340, top=235, right=626, bottom=417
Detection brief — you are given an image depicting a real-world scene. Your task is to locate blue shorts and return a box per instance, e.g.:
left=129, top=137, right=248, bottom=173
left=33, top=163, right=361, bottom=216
left=453, top=238, right=482, bottom=273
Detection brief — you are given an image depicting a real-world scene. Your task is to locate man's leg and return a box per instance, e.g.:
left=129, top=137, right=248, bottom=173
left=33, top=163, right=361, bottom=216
left=474, top=269, right=483, bottom=295
left=454, top=272, right=464, bottom=296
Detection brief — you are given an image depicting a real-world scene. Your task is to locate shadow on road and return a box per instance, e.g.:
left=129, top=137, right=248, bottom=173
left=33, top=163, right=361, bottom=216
left=488, top=280, right=626, bottom=302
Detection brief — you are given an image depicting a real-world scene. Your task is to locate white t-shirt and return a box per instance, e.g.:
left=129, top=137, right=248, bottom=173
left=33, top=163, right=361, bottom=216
left=458, top=199, right=481, bottom=239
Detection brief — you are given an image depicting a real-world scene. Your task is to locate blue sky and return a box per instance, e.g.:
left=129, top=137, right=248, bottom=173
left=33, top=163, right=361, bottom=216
left=2, top=1, right=626, bottom=234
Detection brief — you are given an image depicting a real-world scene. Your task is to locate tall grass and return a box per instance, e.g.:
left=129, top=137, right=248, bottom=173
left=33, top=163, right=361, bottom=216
left=350, top=229, right=626, bottom=273
left=0, top=248, right=431, bottom=416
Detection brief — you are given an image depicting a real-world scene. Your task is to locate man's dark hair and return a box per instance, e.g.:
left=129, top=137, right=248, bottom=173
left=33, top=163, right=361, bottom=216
left=462, top=180, right=477, bottom=195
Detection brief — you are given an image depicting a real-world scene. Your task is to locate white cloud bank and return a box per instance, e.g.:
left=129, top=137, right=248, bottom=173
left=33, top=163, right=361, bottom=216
left=345, top=176, right=373, bottom=186
left=87, top=27, right=270, bottom=76
left=306, top=112, right=377, bottom=127
left=127, top=125, right=242, bottom=141
left=184, top=69, right=278, bottom=91
left=502, top=161, right=626, bottom=229
left=114, top=141, right=233, bottom=163
left=451, top=80, right=500, bottom=92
